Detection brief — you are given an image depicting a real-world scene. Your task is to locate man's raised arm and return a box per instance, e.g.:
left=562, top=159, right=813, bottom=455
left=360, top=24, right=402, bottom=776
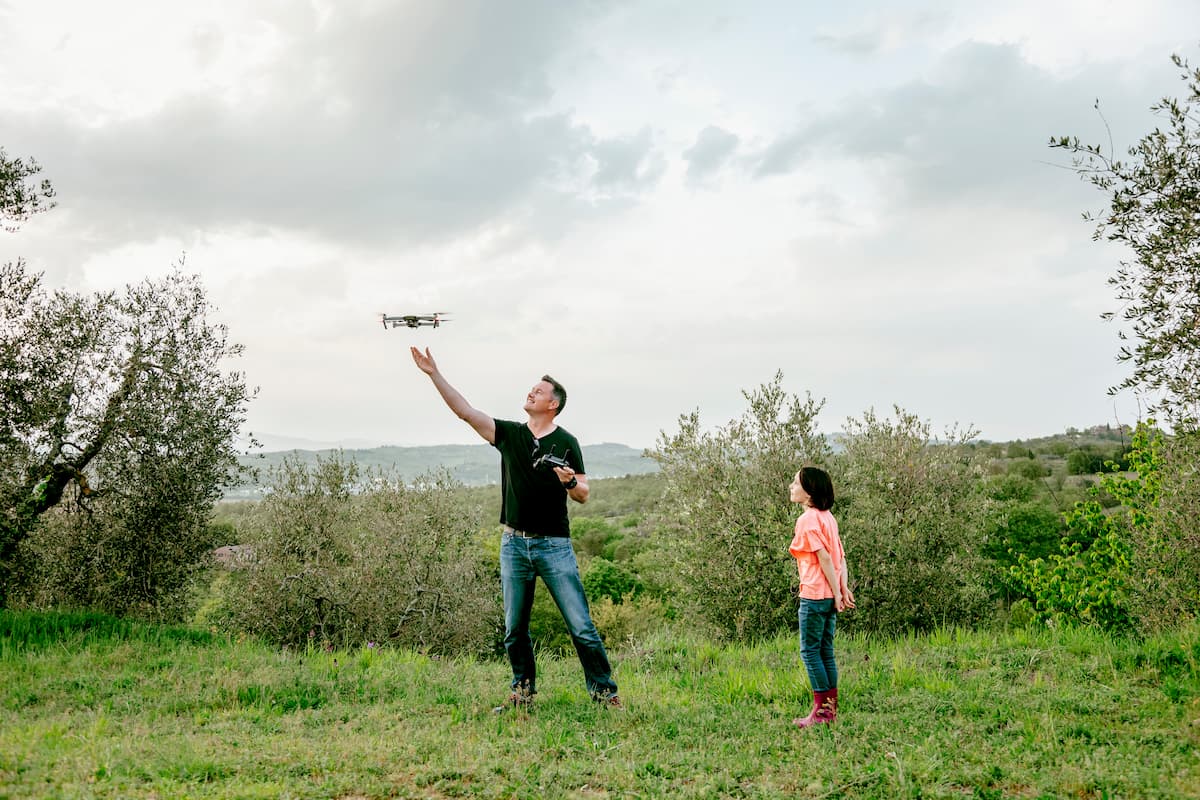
left=410, top=347, right=496, bottom=444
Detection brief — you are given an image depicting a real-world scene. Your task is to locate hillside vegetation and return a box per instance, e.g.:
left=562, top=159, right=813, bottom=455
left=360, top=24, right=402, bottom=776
left=227, top=442, right=658, bottom=498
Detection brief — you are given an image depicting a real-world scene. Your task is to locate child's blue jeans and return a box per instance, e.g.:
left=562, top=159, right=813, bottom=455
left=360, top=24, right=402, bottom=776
left=799, top=598, right=837, bottom=692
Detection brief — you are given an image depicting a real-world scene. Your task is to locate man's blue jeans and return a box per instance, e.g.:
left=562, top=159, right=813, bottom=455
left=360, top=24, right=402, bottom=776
left=799, top=598, right=837, bottom=692
left=500, top=532, right=618, bottom=697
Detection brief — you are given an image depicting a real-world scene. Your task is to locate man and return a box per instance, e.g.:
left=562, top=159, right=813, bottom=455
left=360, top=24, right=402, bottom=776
left=409, top=347, right=621, bottom=711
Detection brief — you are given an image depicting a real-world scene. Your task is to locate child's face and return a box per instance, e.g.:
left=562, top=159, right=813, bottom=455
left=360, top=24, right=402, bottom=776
left=789, top=471, right=811, bottom=507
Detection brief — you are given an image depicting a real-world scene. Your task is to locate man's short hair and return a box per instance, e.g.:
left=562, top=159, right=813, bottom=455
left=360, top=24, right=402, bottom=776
left=541, top=374, right=566, bottom=416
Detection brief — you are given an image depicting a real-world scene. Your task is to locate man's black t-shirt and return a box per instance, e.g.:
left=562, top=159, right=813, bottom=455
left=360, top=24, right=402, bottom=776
left=492, top=419, right=586, bottom=537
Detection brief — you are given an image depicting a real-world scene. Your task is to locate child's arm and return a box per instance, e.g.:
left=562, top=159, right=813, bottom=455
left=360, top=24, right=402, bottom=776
left=815, top=549, right=844, bottom=611
left=838, top=559, right=856, bottom=610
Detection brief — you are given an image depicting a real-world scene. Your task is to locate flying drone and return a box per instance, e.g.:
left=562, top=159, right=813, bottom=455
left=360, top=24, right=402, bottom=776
left=380, top=312, right=450, bottom=330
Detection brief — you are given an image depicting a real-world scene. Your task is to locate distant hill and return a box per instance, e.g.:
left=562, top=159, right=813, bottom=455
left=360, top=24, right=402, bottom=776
left=229, top=442, right=657, bottom=498
left=226, top=425, right=1126, bottom=499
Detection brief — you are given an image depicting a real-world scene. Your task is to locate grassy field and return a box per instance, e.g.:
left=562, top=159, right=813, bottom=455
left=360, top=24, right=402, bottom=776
left=1, top=611, right=1198, bottom=799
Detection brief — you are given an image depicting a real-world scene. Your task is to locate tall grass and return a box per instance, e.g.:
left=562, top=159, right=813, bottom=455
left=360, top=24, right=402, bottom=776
left=2, top=610, right=1198, bottom=798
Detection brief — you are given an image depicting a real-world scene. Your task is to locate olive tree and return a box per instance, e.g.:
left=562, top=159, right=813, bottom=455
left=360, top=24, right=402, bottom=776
left=0, top=148, right=55, bottom=230
left=834, top=407, right=991, bottom=633
left=649, top=372, right=830, bottom=641
left=1052, top=54, right=1200, bottom=425
left=1052, top=54, right=1200, bottom=629
left=1, top=259, right=251, bottom=612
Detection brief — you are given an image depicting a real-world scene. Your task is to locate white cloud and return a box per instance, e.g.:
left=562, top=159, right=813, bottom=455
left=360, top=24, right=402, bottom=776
left=683, top=125, right=740, bottom=186
left=2, top=0, right=1189, bottom=448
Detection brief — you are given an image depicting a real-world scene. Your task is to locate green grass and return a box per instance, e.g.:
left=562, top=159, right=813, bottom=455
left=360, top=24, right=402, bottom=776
left=2, top=610, right=1198, bottom=799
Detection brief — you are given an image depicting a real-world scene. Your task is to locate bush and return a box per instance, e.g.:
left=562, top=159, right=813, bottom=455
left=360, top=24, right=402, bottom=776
left=1128, top=429, right=1200, bottom=630
left=218, top=454, right=499, bottom=655
left=582, top=558, right=641, bottom=604
left=1067, top=450, right=1105, bottom=475
left=589, top=594, right=671, bottom=649
left=835, top=407, right=992, bottom=633
left=1008, top=423, right=1163, bottom=631
left=527, top=584, right=574, bottom=654
left=983, top=500, right=1063, bottom=572
left=606, top=531, right=646, bottom=562
left=649, top=372, right=829, bottom=641
left=571, top=517, right=620, bottom=558
left=1007, top=459, right=1049, bottom=480
left=1006, top=442, right=1033, bottom=459
left=1009, top=500, right=1132, bottom=631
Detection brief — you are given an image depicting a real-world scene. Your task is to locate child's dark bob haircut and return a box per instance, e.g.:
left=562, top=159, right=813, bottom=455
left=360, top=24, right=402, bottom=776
left=800, top=467, right=835, bottom=511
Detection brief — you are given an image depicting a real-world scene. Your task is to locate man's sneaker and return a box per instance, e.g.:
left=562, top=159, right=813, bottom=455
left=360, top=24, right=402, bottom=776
left=592, top=692, right=624, bottom=710
left=492, top=686, right=534, bottom=714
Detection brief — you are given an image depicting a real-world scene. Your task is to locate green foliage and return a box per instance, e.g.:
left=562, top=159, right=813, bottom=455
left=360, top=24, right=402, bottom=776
left=979, top=474, right=1066, bottom=592
left=570, top=517, right=621, bottom=558
left=569, top=473, right=664, bottom=520
left=983, top=499, right=1063, bottom=572
left=1066, top=446, right=1130, bottom=475
left=1009, top=501, right=1133, bottom=631
left=836, top=407, right=992, bottom=633
left=587, top=593, right=671, bottom=647
left=1129, top=429, right=1200, bottom=630
left=987, top=473, right=1039, bottom=503
left=1066, top=449, right=1102, bottom=475
left=526, top=584, right=574, bottom=653
left=1047, top=440, right=1072, bottom=457
left=13, top=490, right=225, bottom=621
left=1009, top=423, right=1163, bottom=630
left=217, top=454, right=499, bottom=654
left=0, top=147, right=55, bottom=230
left=1006, top=441, right=1033, bottom=459
left=581, top=558, right=641, bottom=604
left=1007, top=458, right=1048, bottom=480
left=649, top=372, right=830, bottom=641
left=1052, top=54, right=1200, bottom=425
left=0, top=259, right=250, bottom=609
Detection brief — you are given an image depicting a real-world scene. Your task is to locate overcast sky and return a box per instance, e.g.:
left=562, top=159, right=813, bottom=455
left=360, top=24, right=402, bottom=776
left=3, top=1, right=1197, bottom=450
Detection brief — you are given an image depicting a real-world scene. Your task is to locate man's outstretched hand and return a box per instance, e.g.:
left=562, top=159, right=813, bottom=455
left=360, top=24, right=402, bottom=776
left=410, top=346, right=438, bottom=376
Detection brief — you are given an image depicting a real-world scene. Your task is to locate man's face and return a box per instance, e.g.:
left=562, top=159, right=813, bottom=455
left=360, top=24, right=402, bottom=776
left=524, top=380, right=559, bottom=415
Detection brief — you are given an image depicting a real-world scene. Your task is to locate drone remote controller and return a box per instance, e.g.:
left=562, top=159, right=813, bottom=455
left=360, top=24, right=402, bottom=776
left=533, top=453, right=571, bottom=471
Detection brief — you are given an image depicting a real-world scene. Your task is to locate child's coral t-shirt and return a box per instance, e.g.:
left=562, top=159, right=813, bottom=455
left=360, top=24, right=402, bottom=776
left=788, top=508, right=844, bottom=600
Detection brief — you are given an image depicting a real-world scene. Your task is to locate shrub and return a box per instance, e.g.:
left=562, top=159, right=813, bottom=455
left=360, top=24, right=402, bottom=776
left=1128, top=429, right=1200, bottom=630
left=527, top=584, right=574, bottom=654
left=218, top=454, right=498, bottom=655
left=589, top=594, right=671, bottom=649
left=835, top=407, right=992, bottom=633
left=1067, top=450, right=1106, bottom=475
left=1009, top=423, right=1163, bottom=631
left=582, top=558, right=641, bottom=604
left=983, top=500, right=1063, bottom=572
left=649, top=372, right=829, bottom=641
left=1007, top=459, right=1049, bottom=480
left=1009, top=500, right=1132, bottom=631
left=571, top=517, right=620, bottom=558
left=1006, top=442, right=1033, bottom=459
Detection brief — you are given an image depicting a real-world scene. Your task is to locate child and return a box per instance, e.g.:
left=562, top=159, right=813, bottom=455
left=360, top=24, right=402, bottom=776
left=788, top=466, right=854, bottom=728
